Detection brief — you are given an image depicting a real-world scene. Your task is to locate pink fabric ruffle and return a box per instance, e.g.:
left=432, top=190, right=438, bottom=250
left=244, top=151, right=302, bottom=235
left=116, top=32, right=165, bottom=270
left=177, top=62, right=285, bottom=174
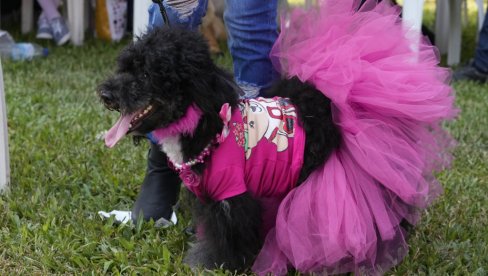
left=151, top=104, right=202, bottom=141
left=253, top=0, right=457, bottom=275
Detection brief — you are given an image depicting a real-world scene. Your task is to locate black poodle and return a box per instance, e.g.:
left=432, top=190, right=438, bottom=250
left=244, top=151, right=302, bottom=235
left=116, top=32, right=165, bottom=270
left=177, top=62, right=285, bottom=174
left=98, top=27, right=341, bottom=271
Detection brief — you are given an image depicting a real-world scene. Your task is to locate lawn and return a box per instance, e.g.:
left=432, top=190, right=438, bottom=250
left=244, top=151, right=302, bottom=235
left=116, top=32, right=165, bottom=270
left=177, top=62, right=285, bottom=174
left=1, top=6, right=487, bottom=276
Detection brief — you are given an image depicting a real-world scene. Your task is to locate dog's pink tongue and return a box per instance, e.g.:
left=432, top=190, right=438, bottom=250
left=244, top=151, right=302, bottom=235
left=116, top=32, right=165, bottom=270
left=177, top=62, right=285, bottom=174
left=105, top=113, right=136, bottom=148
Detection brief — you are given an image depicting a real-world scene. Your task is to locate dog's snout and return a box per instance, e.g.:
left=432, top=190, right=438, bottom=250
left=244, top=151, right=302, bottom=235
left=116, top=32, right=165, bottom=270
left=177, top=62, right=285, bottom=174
left=100, top=90, right=114, bottom=103
left=99, top=90, right=119, bottom=111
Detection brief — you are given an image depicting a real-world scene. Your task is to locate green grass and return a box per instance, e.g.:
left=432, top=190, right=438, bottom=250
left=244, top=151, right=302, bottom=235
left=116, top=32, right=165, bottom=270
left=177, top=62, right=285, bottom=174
left=0, top=38, right=201, bottom=275
left=1, top=9, right=487, bottom=276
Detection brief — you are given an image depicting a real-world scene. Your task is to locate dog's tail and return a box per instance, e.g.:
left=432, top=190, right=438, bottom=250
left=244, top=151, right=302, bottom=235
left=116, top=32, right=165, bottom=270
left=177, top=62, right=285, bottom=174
left=254, top=1, right=457, bottom=275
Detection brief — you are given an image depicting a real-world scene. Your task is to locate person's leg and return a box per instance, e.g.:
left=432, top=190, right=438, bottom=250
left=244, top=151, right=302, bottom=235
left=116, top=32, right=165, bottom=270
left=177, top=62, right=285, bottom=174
left=36, top=12, right=52, bottom=39
left=132, top=142, right=181, bottom=223
left=36, top=0, right=70, bottom=45
left=473, top=6, right=488, bottom=73
left=38, top=12, right=47, bottom=21
left=453, top=6, right=488, bottom=82
left=147, top=0, right=208, bottom=31
left=36, top=0, right=61, bottom=20
left=224, top=0, right=279, bottom=98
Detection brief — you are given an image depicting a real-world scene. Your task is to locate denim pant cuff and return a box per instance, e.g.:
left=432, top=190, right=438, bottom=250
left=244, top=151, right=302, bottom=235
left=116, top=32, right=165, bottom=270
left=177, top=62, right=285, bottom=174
left=237, top=81, right=261, bottom=99
left=473, top=60, right=488, bottom=74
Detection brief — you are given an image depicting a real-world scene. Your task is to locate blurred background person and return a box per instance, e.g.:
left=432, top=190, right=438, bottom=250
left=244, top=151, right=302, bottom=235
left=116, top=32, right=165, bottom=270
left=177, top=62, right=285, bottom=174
left=36, top=0, right=71, bottom=45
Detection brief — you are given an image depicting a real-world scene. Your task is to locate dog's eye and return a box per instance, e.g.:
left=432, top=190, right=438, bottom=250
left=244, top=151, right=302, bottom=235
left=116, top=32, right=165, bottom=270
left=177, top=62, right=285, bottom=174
left=143, top=73, right=148, bottom=78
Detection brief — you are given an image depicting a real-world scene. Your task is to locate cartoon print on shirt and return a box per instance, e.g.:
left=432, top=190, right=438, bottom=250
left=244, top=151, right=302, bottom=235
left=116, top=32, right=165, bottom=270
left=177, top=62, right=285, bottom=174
left=235, top=98, right=298, bottom=159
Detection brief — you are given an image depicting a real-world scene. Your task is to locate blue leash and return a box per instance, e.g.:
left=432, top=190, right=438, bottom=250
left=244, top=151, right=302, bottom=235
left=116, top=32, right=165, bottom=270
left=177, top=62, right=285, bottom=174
left=152, top=0, right=171, bottom=27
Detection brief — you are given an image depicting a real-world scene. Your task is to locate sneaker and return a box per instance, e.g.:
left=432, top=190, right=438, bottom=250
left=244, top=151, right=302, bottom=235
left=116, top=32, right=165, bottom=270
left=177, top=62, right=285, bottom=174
left=452, top=61, right=488, bottom=83
left=49, top=17, right=71, bottom=46
left=36, top=17, right=52, bottom=39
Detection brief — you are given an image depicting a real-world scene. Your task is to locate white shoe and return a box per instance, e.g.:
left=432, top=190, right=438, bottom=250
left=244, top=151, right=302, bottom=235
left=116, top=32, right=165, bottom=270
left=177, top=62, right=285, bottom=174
left=49, top=17, right=71, bottom=46
left=36, top=17, right=52, bottom=39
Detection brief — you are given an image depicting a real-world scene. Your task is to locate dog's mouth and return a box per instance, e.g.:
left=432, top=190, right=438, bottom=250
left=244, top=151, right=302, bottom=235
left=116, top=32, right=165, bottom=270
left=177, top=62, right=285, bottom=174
left=128, top=104, right=154, bottom=132
left=105, top=104, right=155, bottom=148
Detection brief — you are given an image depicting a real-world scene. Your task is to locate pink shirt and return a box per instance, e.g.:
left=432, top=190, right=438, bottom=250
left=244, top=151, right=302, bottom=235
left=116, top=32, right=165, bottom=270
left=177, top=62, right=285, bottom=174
left=185, top=97, right=305, bottom=203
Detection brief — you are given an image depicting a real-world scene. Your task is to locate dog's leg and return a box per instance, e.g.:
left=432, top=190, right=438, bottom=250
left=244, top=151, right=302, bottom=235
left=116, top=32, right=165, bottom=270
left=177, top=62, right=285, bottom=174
left=184, top=192, right=262, bottom=271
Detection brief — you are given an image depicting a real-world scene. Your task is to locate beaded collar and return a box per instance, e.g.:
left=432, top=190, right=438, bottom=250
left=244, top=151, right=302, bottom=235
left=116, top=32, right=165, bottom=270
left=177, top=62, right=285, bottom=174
left=167, top=142, right=213, bottom=172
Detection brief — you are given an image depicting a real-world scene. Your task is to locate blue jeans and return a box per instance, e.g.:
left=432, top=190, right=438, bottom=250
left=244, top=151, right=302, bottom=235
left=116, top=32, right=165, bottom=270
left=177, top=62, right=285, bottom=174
left=474, top=5, right=488, bottom=73
left=148, top=0, right=208, bottom=31
left=148, top=0, right=279, bottom=98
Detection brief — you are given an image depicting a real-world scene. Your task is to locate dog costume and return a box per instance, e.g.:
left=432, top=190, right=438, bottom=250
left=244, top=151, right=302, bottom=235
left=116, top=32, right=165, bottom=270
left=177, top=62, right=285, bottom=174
left=147, top=97, right=306, bottom=233
left=250, top=1, right=457, bottom=275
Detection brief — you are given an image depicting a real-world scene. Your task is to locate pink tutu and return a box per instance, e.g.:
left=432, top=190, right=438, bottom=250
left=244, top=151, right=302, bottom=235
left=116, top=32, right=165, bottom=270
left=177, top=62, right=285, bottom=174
left=252, top=0, right=457, bottom=275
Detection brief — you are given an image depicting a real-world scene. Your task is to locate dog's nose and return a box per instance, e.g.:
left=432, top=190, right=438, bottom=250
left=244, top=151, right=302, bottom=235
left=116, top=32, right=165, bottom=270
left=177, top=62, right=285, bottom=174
left=100, top=90, right=114, bottom=103
left=100, top=90, right=119, bottom=110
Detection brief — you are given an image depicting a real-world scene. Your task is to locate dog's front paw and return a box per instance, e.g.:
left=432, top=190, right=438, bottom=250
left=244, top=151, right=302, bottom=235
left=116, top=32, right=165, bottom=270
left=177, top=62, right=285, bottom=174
left=183, top=241, right=218, bottom=270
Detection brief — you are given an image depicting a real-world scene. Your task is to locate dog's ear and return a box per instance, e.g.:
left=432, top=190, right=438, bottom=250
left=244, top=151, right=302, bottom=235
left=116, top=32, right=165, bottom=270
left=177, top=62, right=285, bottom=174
left=190, top=65, right=239, bottom=114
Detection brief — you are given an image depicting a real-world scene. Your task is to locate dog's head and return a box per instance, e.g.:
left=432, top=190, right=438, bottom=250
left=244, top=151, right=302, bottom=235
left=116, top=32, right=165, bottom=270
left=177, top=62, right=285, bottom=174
left=98, top=28, right=237, bottom=147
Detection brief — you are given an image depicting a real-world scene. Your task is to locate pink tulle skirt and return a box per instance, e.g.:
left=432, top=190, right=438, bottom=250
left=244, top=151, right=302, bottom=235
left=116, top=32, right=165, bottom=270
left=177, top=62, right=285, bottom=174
left=252, top=0, right=457, bottom=275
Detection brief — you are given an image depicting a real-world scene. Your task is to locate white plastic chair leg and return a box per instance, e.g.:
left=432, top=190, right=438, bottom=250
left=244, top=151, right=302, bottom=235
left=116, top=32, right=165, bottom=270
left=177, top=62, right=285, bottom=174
left=435, top=0, right=449, bottom=54
left=402, top=0, right=425, bottom=59
left=0, top=60, right=10, bottom=192
left=402, top=0, right=425, bottom=33
left=21, top=0, right=34, bottom=34
left=133, top=0, right=153, bottom=40
left=67, top=0, right=85, bottom=46
left=447, top=0, right=462, bottom=66
left=461, top=0, right=468, bottom=27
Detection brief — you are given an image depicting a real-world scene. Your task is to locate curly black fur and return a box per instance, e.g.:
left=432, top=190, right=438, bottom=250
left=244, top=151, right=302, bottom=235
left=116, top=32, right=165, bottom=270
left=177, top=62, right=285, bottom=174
left=98, top=28, right=341, bottom=272
left=185, top=192, right=262, bottom=270
left=265, top=77, right=342, bottom=183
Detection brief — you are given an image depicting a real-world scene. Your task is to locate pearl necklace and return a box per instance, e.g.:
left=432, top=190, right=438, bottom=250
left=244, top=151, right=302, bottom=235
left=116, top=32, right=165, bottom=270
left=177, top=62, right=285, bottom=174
left=167, top=142, right=213, bottom=172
